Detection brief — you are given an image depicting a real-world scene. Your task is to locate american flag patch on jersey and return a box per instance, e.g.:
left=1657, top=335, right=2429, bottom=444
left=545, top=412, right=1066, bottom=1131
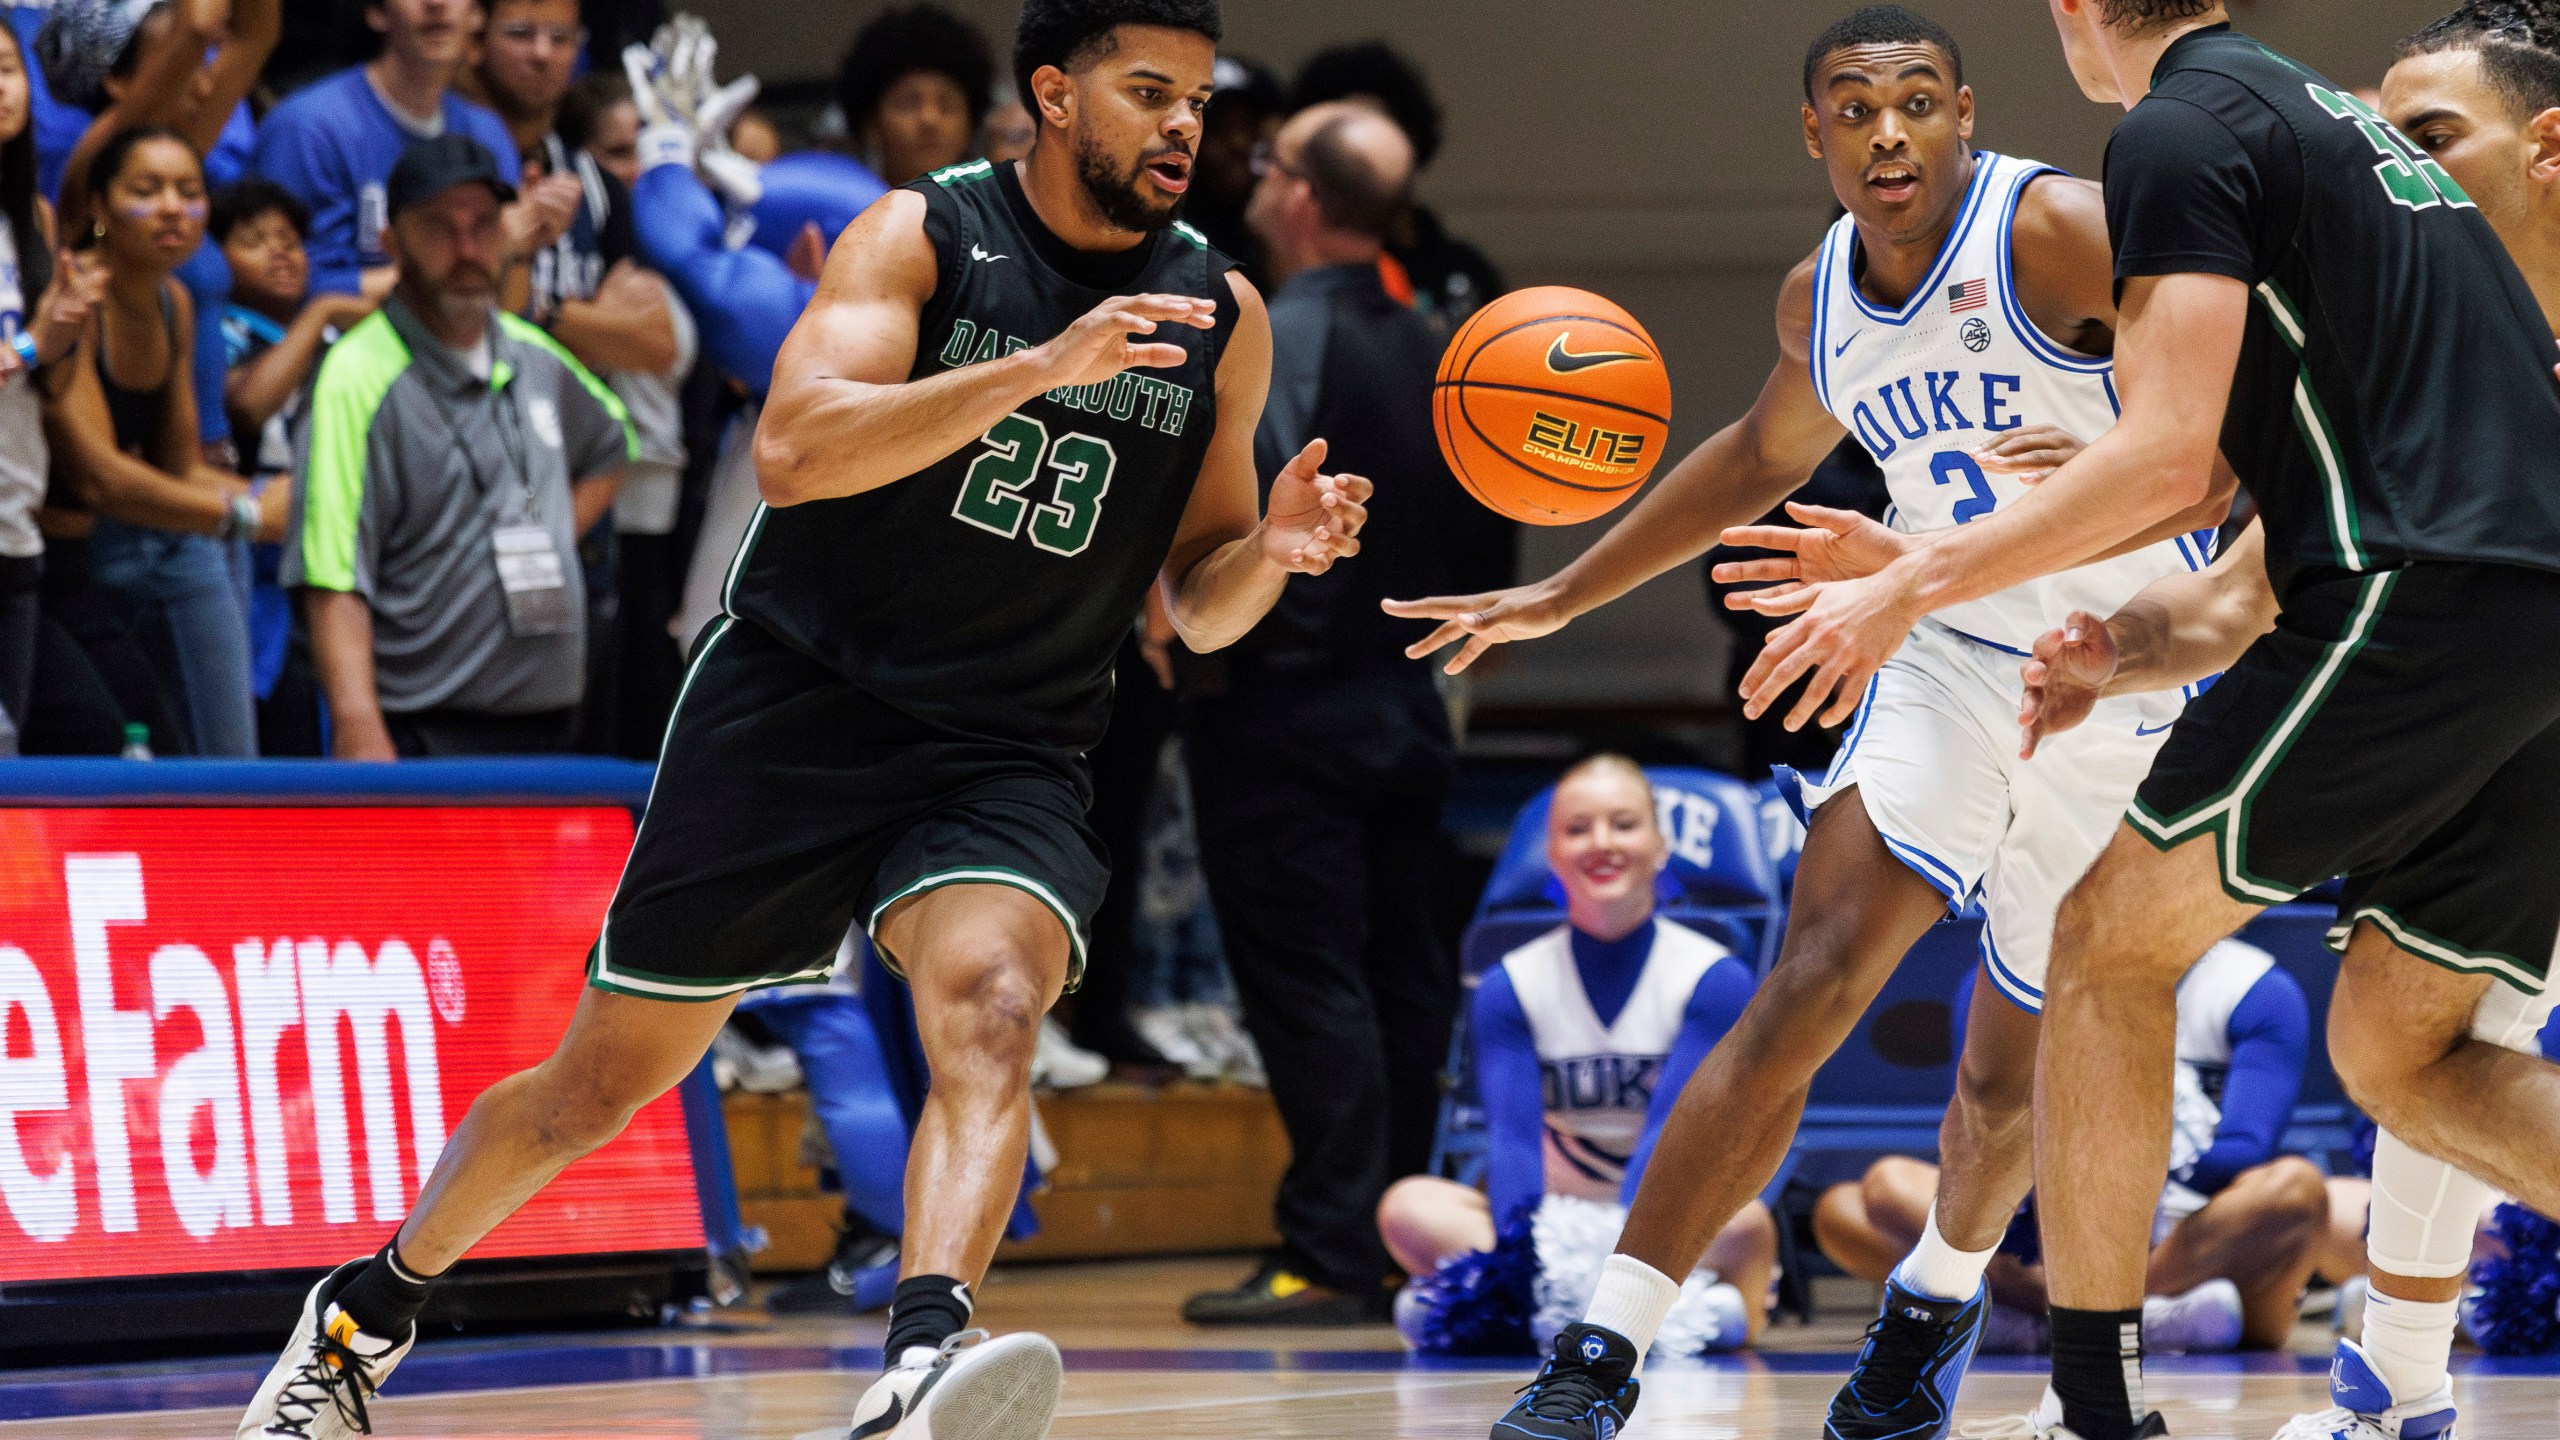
left=1948, top=279, right=1989, bottom=313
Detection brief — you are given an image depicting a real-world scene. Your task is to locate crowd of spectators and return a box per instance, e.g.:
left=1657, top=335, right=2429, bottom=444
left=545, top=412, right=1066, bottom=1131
left=0, top=0, right=1502, bottom=764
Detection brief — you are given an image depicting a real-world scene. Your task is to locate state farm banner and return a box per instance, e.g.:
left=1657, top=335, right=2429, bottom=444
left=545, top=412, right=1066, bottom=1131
left=0, top=806, right=704, bottom=1284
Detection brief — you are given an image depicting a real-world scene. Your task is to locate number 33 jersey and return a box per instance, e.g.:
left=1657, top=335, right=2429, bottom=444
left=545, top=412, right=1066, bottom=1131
left=726, top=157, right=1239, bottom=752
left=1808, top=150, right=2209, bottom=657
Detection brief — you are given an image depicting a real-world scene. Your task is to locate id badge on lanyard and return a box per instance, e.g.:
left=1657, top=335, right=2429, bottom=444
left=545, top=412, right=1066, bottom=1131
left=493, top=522, right=573, bottom=636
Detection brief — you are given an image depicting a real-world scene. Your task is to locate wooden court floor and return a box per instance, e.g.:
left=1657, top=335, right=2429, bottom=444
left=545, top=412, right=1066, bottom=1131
left=10, top=1258, right=2560, bottom=1438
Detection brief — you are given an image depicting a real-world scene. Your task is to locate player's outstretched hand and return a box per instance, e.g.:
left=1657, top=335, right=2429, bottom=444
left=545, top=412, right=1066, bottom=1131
left=1258, top=438, right=1370, bottom=575
left=2018, top=610, right=2119, bottom=759
left=1382, top=579, right=1572, bottom=675
left=1036, top=293, right=1216, bottom=391
left=1971, top=423, right=2086, bottom=485
left=1713, top=502, right=1916, bottom=611
left=1737, top=569, right=1924, bottom=731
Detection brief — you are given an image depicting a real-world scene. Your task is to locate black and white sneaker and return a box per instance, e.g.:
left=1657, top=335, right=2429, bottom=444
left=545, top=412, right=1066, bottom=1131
left=1488, top=1324, right=1641, bottom=1439
left=847, top=1329, right=1063, bottom=1439
left=1826, top=1278, right=1989, bottom=1440
left=237, top=1259, right=416, bottom=1438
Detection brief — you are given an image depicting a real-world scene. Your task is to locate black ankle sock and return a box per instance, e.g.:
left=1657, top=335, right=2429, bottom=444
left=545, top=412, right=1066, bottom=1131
left=2049, top=1306, right=2147, bottom=1440
left=333, top=1242, right=436, bottom=1339
left=883, top=1275, right=973, bottom=1365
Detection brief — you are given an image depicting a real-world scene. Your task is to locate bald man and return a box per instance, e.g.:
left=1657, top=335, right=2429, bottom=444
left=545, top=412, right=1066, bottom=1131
left=1178, top=100, right=1517, bottom=1325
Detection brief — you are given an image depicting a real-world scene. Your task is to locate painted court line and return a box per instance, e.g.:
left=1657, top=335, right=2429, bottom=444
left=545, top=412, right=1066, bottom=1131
left=791, top=1373, right=1499, bottom=1439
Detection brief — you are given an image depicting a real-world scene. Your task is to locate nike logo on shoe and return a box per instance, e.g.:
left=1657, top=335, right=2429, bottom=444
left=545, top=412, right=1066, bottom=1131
left=849, top=1394, right=903, bottom=1438
left=1545, top=334, right=1649, bottom=373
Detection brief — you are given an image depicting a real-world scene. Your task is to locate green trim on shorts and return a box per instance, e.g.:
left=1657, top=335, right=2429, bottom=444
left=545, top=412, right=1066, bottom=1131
left=866, top=865, right=1089, bottom=992
left=2324, top=904, right=2545, bottom=994
left=2126, top=569, right=2399, bottom=904
left=583, top=940, right=838, bottom=1001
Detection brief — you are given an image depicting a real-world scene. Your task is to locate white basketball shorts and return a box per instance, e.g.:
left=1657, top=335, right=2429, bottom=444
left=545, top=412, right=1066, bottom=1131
left=1791, top=619, right=2184, bottom=1013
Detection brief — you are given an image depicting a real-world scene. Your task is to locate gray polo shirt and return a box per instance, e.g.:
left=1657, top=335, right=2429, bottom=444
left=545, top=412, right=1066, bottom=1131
left=283, top=294, right=632, bottom=714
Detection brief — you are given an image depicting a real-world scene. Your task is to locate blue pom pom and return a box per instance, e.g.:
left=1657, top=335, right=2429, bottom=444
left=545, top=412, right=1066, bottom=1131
left=2465, top=1202, right=2560, bottom=1356
left=1407, top=1205, right=1541, bottom=1356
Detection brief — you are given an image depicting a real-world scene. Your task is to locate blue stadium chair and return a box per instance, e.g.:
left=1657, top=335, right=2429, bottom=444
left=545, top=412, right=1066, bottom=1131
left=2238, top=901, right=2360, bottom=1166
left=1430, top=767, right=1783, bottom=1187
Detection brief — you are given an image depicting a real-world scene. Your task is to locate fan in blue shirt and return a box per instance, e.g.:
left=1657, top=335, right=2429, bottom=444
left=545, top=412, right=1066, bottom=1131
left=249, top=0, right=521, bottom=298
left=1814, top=943, right=2326, bottom=1354
left=1383, top=756, right=1775, bottom=1355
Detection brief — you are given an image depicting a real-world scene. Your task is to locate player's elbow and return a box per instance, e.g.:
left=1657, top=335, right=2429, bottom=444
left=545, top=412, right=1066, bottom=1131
left=753, top=426, right=826, bottom=507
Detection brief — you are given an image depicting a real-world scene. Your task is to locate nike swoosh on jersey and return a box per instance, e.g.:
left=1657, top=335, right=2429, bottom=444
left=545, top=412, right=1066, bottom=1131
left=1835, top=331, right=1862, bottom=358
left=2136, top=720, right=2178, bottom=737
left=1545, top=334, right=1650, bottom=373
left=971, top=245, right=1009, bottom=263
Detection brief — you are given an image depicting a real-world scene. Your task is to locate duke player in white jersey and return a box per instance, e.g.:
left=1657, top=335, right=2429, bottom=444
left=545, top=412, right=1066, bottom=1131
left=1378, top=757, right=1775, bottom=1352
left=1386, top=9, right=2232, bottom=1439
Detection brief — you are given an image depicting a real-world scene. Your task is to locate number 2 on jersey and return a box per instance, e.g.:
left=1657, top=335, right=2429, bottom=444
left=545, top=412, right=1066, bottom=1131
left=1930, top=450, right=1997, bottom=524
left=953, top=413, right=1116, bottom=557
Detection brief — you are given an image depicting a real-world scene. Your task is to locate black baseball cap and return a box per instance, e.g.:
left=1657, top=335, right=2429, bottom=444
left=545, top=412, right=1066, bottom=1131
left=386, top=134, right=518, bottom=217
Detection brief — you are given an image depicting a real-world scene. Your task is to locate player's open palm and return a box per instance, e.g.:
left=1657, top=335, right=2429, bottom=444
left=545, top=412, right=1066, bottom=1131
left=1259, top=438, right=1369, bottom=575
left=1038, top=293, right=1216, bottom=390
left=1713, top=502, right=1914, bottom=612
left=2018, top=610, right=2119, bottom=759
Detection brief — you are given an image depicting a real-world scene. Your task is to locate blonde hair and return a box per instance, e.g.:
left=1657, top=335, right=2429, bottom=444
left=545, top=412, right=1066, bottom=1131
left=1554, top=753, right=1658, bottom=823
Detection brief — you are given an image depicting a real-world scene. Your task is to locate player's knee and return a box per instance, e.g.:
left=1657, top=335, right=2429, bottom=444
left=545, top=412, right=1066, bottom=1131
left=932, top=943, right=1048, bottom=1069
left=529, top=1067, right=646, bottom=1156
left=2327, top=993, right=2439, bottom=1118
left=1954, top=1046, right=2035, bottom=1127
left=1757, top=938, right=1884, bottom=1035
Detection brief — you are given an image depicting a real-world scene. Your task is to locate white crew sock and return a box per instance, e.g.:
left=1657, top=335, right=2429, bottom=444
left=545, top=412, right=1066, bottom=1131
left=1583, top=1254, right=1680, bottom=1358
left=2360, top=1290, right=2460, bottom=1405
left=1891, top=1209, right=1997, bottom=1302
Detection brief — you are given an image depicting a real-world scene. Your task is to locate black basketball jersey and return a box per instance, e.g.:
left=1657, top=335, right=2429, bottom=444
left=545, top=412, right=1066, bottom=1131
left=725, top=158, right=1239, bottom=751
left=2105, top=26, right=2560, bottom=591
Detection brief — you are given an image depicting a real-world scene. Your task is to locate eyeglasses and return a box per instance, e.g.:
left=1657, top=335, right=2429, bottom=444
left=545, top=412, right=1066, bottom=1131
left=1247, top=139, right=1304, bottom=180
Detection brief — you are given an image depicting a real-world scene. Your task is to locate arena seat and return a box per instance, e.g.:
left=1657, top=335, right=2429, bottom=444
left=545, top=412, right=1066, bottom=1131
left=1429, top=768, right=1781, bottom=1186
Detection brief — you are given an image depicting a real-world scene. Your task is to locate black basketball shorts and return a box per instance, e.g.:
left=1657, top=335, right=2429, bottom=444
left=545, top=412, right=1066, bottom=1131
left=587, top=616, right=1107, bottom=1001
left=2130, top=562, right=2560, bottom=992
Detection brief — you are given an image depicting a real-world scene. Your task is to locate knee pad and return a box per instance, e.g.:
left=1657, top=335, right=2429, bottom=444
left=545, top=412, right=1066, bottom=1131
left=2366, top=1130, right=2493, bottom=1280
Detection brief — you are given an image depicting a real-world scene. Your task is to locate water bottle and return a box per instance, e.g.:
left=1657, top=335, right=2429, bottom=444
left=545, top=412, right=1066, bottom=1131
left=120, top=722, right=153, bottom=760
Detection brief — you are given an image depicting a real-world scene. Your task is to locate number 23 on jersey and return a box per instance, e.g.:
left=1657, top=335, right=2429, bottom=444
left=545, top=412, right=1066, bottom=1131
left=953, top=412, right=1117, bottom=558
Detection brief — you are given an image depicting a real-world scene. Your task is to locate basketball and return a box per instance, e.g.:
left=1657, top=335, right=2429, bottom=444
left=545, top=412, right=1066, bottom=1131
left=1433, top=286, right=1674, bottom=525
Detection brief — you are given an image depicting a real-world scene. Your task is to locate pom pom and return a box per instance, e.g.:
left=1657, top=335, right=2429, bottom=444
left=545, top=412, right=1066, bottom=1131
left=2464, top=1201, right=2560, bottom=1356
left=1403, top=1204, right=1541, bottom=1356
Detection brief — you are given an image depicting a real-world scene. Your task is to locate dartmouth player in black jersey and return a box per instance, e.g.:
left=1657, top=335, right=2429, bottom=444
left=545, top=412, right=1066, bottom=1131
left=1715, top=3, right=2560, bottom=1439
left=235, top=5, right=1371, bottom=1440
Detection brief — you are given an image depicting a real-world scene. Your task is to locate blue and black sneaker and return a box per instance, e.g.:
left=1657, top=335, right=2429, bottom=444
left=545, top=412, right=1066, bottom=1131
left=1491, top=1324, right=1641, bottom=1439
left=1826, top=1277, right=1990, bottom=1440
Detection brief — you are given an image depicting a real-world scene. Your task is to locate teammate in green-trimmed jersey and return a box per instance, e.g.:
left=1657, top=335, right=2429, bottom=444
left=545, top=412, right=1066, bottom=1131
left=236, top=5, right=1372, bottom=1440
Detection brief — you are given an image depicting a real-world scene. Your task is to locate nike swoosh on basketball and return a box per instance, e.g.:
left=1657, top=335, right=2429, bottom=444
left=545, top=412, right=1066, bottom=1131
left=1545, top=333, right=1649, bottom=373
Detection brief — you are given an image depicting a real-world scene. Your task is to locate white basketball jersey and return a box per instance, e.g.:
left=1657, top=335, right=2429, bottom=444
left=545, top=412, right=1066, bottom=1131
left=1809, top=151, right=2210, bottom=655
left=1499, top=918, right=1730, bottom=1201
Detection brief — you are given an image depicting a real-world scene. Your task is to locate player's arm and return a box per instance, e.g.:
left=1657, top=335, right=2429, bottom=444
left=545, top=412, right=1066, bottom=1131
left=753, top=190, right=1215, bottom=506
left=2019, top=521, right=2276, bottom=757
left=1740, top=270, right=2245, bottom=728
left=1155, top=270, right=1370, bottom=651
left=1382, top=255, right=1849, bottom=673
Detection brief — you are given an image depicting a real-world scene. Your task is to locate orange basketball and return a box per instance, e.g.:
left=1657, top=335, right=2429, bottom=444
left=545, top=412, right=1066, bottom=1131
left=1433, top=286, right=1673, bottom=525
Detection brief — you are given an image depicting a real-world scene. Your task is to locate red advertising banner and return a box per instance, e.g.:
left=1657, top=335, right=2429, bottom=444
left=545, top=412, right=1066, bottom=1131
left=0, top=807, right=704, bottom=1284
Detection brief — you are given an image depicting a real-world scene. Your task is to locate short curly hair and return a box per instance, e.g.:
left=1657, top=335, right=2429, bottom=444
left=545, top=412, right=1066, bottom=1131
left=1290, top=42, right=1442, bottom=170
left=1012, top=0, right=1222, bottom=114
left=2400, top=1, right=2560, bottom=119
left=836, top=5, right=998, bottom=134
left=1802, top=6, right=1963, bottom=104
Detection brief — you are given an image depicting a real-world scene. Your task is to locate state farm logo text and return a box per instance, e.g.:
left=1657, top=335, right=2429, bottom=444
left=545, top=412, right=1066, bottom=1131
left=0, top=854, right=452, bottom=1243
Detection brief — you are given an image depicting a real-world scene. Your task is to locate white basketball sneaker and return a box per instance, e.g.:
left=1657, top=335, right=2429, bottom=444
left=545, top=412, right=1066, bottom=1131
left=848, top=1329, right=1063, bottom=1439
left=237, top=1259, right=416, bottom=1438
left=1956, top=1386, right=2169, bottom=1438
left=2271, top=1338, right=2459, bottom=1440
left=2144, top=1277, right=2246, bottom=1354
